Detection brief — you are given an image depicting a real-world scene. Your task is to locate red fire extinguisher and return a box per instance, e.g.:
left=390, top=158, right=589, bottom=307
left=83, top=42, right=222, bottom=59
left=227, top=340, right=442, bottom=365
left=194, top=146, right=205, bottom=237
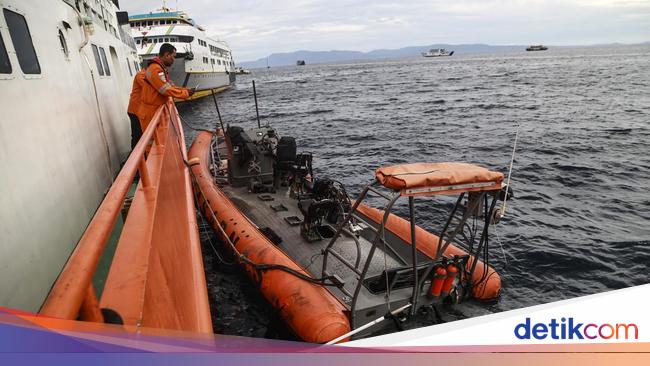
left=441, top=264, right=458, bottom=296
left=429, top=266, right=447, bottom=297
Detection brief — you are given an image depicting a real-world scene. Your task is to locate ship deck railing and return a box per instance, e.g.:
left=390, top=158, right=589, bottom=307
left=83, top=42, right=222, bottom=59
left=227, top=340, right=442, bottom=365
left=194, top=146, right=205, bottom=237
left=39, top=99, right=212, bottom=333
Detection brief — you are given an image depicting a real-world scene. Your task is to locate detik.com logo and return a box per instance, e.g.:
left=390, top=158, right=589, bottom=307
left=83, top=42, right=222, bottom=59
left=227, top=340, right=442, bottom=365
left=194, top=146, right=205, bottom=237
left=514, top=317, right=638, bottom=340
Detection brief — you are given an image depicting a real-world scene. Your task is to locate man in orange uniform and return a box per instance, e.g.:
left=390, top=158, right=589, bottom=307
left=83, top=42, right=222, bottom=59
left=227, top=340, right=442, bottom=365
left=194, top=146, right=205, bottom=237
left=127, top=69, right=146, bottom=149
left=137, top=43, right=194, bottom=130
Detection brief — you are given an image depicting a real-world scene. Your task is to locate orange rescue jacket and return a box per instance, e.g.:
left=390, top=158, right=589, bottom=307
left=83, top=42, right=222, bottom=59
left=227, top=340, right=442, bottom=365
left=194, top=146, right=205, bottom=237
left=137, top=58, right=190, bottom=129
left=127, top=70, right=146, bottom=115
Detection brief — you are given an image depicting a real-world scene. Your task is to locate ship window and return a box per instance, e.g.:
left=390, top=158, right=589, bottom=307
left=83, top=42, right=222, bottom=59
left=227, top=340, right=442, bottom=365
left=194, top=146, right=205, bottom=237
left=58, top=29, right=69, bottom=58
left=91, top=44, right=104, bottom=75
left=126, top=57, right=132, bottom=76
left=0, top=33, right=11, bottom=74
left=3, top=9, right=40, bottom=74
left=133, top=60, right=139, bottom=72
left=147, top=20, right=152, bottom=26
left=164, top=37, right=169, bottom=42
left=99, top=46, right=110, bottom=76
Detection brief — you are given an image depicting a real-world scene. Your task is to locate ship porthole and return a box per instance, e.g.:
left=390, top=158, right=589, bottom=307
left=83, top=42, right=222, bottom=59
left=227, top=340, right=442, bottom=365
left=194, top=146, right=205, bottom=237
left=58, top=29, right=69, bottom=59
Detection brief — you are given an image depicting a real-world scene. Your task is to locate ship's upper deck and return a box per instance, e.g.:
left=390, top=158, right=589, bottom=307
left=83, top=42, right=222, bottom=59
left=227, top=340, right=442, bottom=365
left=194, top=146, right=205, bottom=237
left=129, top=9, right=203, bottom=30
left=128, top=8, right=230, bottom=54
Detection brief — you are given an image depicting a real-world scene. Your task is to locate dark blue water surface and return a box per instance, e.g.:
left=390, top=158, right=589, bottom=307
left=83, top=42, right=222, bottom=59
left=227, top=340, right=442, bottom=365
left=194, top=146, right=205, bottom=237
left=178, top=45, right=650, bottom=338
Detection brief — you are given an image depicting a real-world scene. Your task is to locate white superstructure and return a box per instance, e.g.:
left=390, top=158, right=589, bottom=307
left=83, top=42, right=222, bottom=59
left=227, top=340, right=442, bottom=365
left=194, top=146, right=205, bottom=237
left=0, top=0, right=138, bottom=311
left=129, top=7, right=234, bottom=95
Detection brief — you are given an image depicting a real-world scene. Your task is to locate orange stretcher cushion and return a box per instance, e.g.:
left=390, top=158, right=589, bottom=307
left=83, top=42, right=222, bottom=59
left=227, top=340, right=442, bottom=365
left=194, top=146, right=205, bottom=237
left=375, top=162, right=504, bottom=194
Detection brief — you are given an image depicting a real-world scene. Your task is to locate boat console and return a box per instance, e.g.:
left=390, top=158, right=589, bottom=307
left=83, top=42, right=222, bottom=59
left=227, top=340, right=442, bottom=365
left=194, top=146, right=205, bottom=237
left=225, top=126, right=277, bottom=190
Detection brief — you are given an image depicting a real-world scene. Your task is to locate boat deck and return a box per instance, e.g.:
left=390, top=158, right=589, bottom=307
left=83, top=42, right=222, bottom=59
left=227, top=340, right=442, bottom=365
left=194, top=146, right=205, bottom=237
left=223, top=185, right=403, bottom=290
left=221, top=183, right=434, bottom=328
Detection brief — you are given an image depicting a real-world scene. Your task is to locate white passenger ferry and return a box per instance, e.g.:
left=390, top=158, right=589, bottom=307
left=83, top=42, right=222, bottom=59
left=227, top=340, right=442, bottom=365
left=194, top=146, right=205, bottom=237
left=129, top=7, right=235, bottom=100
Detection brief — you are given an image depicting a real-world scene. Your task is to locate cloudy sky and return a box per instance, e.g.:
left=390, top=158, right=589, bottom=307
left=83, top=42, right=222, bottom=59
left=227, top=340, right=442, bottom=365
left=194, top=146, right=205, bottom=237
left=123, top=1, right=650, bottom=61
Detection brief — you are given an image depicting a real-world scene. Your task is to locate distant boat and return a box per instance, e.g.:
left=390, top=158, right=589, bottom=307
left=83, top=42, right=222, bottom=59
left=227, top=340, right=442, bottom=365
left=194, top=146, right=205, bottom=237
left=422, top=48, right=454, bottom=57
left=296, top=60, right=306, bottom=66
left=526, top=45, right=548, bottom=51
left=234, top=67, right=251, bottom=75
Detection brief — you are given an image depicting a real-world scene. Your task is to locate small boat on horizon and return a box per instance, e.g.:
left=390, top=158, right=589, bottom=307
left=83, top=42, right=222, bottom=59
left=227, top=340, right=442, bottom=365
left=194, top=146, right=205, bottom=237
left=422, top=48, right=454, bottom=57
left=234, top=66, right=251, bottom=74
left=296, top=60, right=306, bottom=66
left=526, top=45, right=548, bottom=51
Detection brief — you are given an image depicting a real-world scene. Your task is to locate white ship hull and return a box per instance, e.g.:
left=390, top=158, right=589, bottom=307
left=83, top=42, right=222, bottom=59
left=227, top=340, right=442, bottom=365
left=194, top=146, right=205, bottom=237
left=0, top=0, right=139, bottom=311
left=143, top=55, right=235, bottom=90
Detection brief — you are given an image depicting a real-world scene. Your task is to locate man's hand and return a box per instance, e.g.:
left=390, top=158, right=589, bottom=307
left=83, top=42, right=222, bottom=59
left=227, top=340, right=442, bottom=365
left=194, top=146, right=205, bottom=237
left=188, top=87, right=196, bottom=97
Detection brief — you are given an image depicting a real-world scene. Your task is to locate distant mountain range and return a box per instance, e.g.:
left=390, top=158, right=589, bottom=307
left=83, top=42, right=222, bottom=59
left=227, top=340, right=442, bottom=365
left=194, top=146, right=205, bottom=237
left=239, top=44, right=524, bottom=68
left=238, top=42, right=647, bottom=68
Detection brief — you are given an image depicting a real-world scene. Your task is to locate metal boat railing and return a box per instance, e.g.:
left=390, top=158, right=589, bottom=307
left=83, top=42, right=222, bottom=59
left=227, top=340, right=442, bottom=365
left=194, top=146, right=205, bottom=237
left=322, top=180, right=501, bottom=328
left=40, top=99, right=212, bottom=333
